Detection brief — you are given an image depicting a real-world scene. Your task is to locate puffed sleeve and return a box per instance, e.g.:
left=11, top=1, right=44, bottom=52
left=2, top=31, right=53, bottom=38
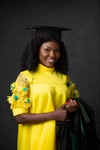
left=7, top=72, right=31, bottom=116
left=67, top=75, right=80, bottom=98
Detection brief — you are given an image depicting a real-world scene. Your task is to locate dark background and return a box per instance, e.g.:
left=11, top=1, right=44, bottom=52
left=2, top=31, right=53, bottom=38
left=0, top=0, right=100, bottom=149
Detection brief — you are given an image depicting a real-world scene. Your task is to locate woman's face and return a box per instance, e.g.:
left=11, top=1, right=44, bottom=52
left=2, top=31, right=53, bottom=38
left=39, top=41, right=60, bottom=68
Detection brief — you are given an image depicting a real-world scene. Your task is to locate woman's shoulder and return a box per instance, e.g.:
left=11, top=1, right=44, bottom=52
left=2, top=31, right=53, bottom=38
left=20, top=70, right=32, bottom=75
left=17, top=70, right=33, bottom=83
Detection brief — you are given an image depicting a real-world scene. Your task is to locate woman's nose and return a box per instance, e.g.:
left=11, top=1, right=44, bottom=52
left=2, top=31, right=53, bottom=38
left=49, top=51, right=55, bottom=57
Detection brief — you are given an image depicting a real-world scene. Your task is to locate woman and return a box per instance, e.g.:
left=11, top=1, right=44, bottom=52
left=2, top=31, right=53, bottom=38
left=7, top=26, right=99, bottom=150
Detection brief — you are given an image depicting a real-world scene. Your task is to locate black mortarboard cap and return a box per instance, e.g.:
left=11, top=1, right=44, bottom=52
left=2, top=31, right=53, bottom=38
left=26, top=25, right=72, bottom=41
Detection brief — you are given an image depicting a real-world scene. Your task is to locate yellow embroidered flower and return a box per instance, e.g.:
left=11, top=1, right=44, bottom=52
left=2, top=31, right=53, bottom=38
left=24, top=99, right=31, bottom=109
left=10, top=82, right=16, bottom=91
left=70, top=89, right=80, bottom=98
left=67, top=81, right=76, bottom=91
left=7, top=96, right=13, bottom=104
left=67, top=76, right=80, bottom=98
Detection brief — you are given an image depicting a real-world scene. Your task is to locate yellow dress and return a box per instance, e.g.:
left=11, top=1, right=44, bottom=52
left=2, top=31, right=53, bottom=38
left=7, top=64, right=79, bottom=150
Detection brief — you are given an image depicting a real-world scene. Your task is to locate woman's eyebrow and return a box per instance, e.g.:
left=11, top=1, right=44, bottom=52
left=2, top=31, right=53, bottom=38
left=45, top=46, right=60, bottom=49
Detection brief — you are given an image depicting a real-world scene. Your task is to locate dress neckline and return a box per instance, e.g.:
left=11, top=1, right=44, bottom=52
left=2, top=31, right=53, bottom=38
left=37, top=64, right=55, bottom=72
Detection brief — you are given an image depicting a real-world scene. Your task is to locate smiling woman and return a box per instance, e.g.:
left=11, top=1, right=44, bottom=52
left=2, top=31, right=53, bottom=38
left=7, top=26, right=100, bottom=150
left=39, top=41, right=60, bottom=68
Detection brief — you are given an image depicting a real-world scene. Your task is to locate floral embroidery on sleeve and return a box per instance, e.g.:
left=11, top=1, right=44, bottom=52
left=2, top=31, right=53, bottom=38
left=7, top=73, right=31, bottom=109
left=67, top=75, right=80, bottom=98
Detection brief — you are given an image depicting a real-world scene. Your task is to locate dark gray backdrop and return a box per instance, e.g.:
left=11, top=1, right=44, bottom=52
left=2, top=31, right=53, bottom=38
left=0, top=0, right=100, bottom=149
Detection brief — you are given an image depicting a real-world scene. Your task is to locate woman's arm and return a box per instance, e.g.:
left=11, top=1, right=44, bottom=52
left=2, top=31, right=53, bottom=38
left=15, top=104, right=69, bottom=124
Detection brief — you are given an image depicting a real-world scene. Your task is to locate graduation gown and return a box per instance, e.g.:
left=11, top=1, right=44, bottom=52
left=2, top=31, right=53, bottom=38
left=56, top=98, right=100, bottom=150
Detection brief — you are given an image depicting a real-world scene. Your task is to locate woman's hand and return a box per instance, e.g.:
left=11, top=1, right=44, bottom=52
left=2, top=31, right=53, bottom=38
left=53, top=104, right=70, bottom=122
left=65, top=98, right=79, bottom=112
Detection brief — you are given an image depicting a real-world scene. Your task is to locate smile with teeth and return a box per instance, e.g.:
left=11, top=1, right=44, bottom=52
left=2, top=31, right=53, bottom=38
left=47, top=59, right=55, bottom=62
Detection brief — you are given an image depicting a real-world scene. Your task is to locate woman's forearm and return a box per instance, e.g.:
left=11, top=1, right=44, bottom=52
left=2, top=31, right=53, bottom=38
left=15, top=104, right=68, bottom=124
left=15, top=111, right=55, bottom=124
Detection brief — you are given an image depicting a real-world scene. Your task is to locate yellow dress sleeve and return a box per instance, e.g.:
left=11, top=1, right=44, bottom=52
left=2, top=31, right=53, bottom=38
left=7, top=72, right=31, bottom=116
left=67, top=75, right=80, bottom=98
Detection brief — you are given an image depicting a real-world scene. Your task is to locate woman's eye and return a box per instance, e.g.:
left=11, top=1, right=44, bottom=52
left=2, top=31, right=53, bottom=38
left=55, top=49, right=60, bottom=53
left=45, top=49, right=50, bottom=52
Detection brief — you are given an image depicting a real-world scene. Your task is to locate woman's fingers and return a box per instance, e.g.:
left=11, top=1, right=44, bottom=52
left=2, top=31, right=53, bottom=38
left=65, top=99, right=79, bottom=112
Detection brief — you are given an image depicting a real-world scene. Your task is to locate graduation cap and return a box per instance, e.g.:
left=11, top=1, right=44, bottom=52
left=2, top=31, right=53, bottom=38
left=26, top=25, right=72, bottom=41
